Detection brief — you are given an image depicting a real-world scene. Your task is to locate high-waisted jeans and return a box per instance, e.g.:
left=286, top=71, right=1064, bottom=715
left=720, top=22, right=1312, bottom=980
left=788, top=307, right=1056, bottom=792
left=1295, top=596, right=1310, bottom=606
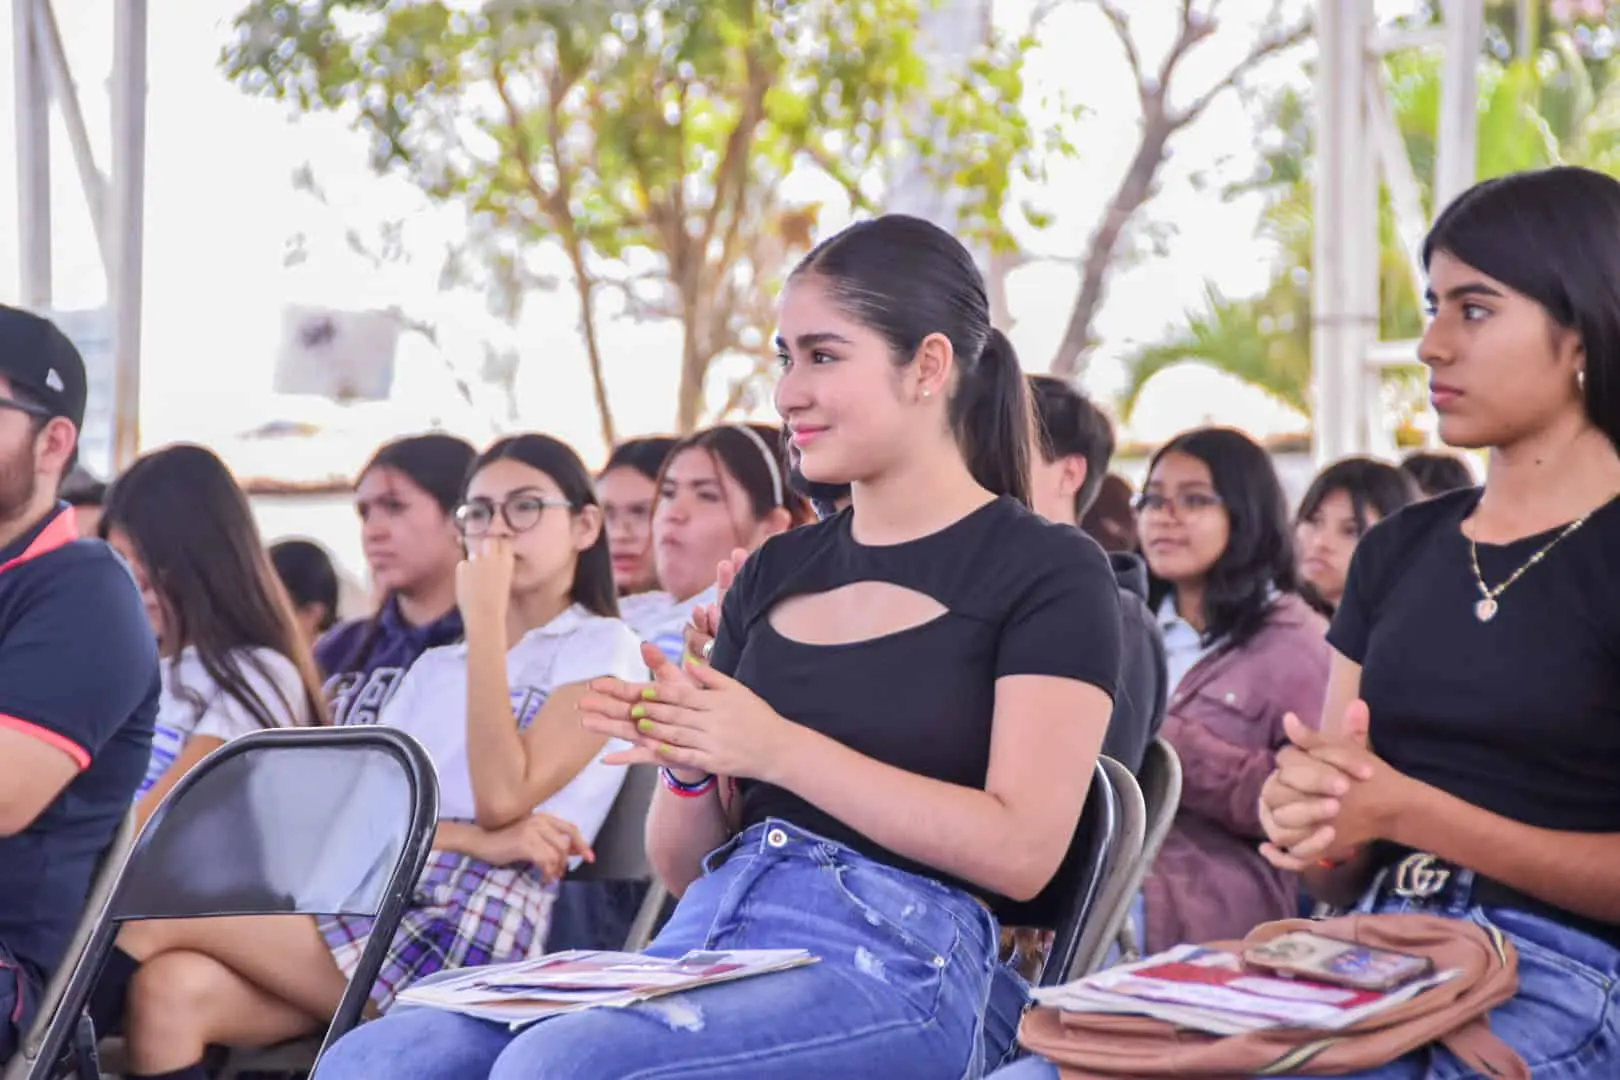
left=315, top=818, right=1004, bottom=1079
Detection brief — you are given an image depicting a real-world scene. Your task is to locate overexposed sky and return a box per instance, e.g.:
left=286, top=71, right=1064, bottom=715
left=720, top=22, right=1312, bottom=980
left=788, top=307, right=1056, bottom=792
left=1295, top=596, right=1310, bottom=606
left=0, top=0, right=1413, bottom=478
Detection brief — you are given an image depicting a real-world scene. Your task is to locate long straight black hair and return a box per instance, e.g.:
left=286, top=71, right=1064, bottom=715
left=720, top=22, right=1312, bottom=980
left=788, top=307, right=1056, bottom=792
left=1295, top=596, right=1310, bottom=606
left=100, top=443, right=327, bottom=727
left=470, top=434, right=619, bottom=619
left=790, top=214, right=1032, bottom=505
left=1144, top=427, right=1298, bottom=650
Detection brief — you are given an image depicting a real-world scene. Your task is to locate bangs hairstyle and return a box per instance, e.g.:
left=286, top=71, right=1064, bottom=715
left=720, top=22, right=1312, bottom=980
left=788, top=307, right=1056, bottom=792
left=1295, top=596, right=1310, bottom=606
left=1423, top=166, right=1620, bottom=449
left=470, top=434, right=619, bottom=619
left=1145, top=427, right=1298, bottom=651
left=789, top=214, right=1032, bottom=505
left=1297, top=457, right=1420, bottom=534
left=655, top=424, right=813, bottom=527
left=100, top=444, right=327, bottom=727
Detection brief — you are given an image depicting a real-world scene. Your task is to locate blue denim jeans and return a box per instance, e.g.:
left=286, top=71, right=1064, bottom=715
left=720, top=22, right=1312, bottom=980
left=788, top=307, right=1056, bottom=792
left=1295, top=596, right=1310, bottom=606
left=987, top=869, right=1620, bottom=1080
left=316, top=819, right=1002, bottom=1080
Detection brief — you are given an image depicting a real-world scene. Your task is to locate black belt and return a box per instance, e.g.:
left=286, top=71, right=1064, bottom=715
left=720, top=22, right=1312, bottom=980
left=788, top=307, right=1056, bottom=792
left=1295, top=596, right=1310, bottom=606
left=1376, top=851, right=1620, bottom=953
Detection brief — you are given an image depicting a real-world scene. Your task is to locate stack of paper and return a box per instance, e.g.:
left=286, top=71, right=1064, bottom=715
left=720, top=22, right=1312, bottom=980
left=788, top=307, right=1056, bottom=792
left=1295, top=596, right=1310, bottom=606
left=1032, top=946, right=1458, bottom=1036
left=397, top=949, right=817, bottom=1028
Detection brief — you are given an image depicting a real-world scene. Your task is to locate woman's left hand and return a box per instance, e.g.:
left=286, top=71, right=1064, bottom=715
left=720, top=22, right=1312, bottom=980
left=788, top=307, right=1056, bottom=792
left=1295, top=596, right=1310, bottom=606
left=580, top=658, right=801, bottom=783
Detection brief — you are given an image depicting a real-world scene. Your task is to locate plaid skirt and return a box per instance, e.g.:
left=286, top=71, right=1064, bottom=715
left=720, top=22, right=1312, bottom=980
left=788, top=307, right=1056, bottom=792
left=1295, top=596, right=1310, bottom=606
left=318, top=849, right=557, bottom=1012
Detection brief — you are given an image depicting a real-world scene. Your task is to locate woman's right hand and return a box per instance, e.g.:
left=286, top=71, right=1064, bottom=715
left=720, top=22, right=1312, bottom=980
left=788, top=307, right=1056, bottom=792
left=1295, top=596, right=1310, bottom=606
left=682, top=547, right=748, bottom=664
left=1259, top=703, right=1374, bottom=861
left=481, top=812, right=594, bottom=882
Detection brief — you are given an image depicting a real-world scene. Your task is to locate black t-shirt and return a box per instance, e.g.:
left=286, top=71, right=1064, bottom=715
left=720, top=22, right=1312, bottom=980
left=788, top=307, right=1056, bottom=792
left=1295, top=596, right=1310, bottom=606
left=1331, top=488, right=1620, bottom=908
left=710, top=496, right=1123, bottom=908
left=0, top=505, right=158, bottom=977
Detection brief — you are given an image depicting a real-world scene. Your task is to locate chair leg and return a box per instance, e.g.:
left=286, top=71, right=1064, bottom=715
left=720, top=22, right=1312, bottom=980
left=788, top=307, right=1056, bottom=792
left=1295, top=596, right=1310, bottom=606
left=71, top=1013, right=100, bottom=1080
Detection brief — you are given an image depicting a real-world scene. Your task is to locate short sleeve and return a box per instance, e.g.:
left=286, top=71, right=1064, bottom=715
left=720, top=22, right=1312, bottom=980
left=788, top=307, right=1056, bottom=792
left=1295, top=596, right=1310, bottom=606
left=550, top=618, right=648, bottom=687
left=191, top=649, right=307, bottom=741
left=376, top=653, right=434, bottom=729
left=1327, top=518, right=1390, bottom=664
left=0, top=551, right=158, bottom=767
left=995, top=529, right=1123, bottom=697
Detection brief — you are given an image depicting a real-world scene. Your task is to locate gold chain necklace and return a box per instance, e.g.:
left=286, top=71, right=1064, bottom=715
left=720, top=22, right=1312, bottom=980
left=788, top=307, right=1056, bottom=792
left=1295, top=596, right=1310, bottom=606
left=1466, top=515, right=1591, bottom=622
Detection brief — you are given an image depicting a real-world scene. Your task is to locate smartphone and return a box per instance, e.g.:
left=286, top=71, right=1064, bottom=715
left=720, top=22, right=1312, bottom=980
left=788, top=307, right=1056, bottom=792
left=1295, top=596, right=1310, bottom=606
left=1242, top=931, right=1433, bottom=992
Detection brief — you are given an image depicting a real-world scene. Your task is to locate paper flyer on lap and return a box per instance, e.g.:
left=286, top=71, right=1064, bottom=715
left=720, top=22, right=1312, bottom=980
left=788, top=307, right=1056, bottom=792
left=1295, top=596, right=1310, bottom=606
left=396, top=949, right=817, bottom=1029
left=1032, top=945, right=1458, bottom=1037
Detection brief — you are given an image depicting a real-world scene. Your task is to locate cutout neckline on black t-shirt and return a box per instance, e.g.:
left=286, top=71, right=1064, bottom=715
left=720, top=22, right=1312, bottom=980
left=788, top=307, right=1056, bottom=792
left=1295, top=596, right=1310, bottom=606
left=764, top=581, right=953, bottom=650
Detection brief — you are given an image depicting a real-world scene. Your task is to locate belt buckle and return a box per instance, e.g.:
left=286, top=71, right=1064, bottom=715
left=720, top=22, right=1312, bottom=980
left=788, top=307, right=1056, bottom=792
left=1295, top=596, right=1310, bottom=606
left=1391, top=852, right=1452, bottom=900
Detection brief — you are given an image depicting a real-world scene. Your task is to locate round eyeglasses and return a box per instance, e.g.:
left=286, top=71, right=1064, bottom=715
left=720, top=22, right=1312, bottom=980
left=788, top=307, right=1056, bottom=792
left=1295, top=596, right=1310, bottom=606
left=455, top=493, right=574, bottom=536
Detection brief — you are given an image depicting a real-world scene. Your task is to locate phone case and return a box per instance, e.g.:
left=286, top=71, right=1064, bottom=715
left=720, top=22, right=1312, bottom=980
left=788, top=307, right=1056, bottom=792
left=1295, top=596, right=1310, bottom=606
left=1242, top=931, right=1433, bottom=992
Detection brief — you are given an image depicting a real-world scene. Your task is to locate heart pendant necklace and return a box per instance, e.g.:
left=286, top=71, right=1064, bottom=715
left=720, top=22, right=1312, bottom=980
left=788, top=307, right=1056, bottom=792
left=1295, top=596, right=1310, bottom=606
left=1467, top=513, right=1592, bottom=623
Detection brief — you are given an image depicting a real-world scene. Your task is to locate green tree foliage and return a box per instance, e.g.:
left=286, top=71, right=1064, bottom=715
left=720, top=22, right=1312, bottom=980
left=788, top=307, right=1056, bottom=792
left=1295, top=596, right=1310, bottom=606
left=1121, top=0, right=1620, bottom=427
left=223, top=0, right=1060, bottom=441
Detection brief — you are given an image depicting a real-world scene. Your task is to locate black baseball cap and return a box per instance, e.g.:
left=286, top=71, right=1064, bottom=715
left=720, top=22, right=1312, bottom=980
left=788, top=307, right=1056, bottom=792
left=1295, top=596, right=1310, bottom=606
left=0, top=305, right=87, bottom=429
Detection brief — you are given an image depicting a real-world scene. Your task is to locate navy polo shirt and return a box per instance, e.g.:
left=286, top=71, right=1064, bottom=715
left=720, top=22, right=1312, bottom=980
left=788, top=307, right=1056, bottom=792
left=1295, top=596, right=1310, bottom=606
left=0, top=504, right=158, bottom=978
left=316, top=598, right=463, bottom=725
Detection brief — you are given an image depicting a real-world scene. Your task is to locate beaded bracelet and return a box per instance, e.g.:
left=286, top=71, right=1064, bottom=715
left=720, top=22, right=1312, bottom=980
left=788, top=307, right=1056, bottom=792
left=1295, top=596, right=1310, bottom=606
left=660, top=767, right=717, bottom=798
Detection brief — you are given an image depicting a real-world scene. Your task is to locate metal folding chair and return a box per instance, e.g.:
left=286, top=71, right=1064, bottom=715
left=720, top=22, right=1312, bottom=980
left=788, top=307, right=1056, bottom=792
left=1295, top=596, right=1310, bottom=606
left=17, top=726, right=438, bottom=1080
left=2, top=808, right=138, bottom=1080
left=1000, top=759, right=1121, bottom=988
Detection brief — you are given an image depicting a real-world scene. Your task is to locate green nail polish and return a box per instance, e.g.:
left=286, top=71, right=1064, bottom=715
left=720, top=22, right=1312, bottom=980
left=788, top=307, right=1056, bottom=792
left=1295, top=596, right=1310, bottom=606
left=638, top=718, right=655, bottom=734
left=630, top=704, right=646, bottom=720
left=641, top=687, right=658, bottom=701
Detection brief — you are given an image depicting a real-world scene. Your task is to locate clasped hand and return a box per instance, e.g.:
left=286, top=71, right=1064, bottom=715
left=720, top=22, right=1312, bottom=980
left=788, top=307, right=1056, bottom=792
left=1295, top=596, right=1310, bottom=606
left=579, top=640, right=798, bottom=784
left=1258, top=699, right=1412, bottom=872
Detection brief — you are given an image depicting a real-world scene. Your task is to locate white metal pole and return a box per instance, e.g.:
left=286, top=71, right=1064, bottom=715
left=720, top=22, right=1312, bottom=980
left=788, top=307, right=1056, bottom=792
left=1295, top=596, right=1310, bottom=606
left=1312, top=0, right=1376, bottom=463
left=110, top=0, right=148, bottom=469
left=13, top=0, right=52, bottom=309
left=34, top=0, right=111, bottom=272
left=1435, top=0, right=1483, bottom=211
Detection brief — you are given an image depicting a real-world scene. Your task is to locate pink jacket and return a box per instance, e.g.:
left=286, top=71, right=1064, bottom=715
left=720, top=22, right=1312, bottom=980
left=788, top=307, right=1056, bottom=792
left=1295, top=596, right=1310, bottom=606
left=1142, top=593, right=1330, bottom=954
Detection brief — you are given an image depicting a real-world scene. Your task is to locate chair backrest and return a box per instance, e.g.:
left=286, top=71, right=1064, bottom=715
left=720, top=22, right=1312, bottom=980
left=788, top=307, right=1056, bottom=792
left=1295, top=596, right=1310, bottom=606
left=1136, top=737, right=1183, bottom=875
left=567, top=765, right=655, bottom=883
left=20, top=726, right=439, bottom=1080
left=999, top=759, right=1120, bottom=988
left=2, top=807, right=138, bottom=1080
left=1069, top=757, right=1148, bottom=979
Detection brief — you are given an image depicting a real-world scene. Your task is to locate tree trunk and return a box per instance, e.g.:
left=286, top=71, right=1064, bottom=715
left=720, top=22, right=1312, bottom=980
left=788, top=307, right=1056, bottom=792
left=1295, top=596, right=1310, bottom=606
left=1049, top=118, right=1174, bottom=380
left=561, top=238, right=617, bottom=450
left=675, top=313, right=707, bottom=433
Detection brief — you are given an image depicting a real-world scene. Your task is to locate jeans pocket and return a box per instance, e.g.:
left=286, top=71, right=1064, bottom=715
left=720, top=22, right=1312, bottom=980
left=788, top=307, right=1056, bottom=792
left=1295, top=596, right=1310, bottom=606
left=830, top=860, right=962, bottom=1017
left=1476, top=908, right=1618, bottom=1077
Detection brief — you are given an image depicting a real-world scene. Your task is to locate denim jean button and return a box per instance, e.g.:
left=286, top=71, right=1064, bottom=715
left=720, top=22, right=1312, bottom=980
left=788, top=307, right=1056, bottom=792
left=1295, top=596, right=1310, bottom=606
left=932, top=955, right=946, bottom=968
left=766, top=828, right=789, bottom=848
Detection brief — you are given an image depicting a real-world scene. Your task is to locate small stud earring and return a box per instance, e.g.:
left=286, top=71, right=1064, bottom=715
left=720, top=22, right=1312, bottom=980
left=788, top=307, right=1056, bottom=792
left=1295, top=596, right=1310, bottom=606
left=921, top=388, right=932, bottom=399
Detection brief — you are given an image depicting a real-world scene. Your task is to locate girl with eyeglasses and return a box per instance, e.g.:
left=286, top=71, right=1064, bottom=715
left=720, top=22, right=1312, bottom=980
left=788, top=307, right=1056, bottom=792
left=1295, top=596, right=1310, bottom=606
left=1128, top=427, right=1330, bottom=955
left=102, top=435, right=646, bottom=1080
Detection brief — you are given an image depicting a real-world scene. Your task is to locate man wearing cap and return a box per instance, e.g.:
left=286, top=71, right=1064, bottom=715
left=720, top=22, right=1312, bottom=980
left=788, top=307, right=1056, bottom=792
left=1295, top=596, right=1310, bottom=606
left=0, top=305, right=158, bottom=1061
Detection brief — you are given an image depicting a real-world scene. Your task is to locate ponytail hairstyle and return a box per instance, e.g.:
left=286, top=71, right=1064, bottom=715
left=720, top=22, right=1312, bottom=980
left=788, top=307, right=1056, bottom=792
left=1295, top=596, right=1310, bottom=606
left=342, top=432, right=477, bottom=674
left=789, top=214, right=1032, bottom=505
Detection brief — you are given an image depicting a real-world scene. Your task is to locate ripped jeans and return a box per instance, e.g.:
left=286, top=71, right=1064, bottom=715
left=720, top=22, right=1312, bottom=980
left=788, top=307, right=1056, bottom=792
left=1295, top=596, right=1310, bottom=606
left=315, top=819, right=1003, bottom=1080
